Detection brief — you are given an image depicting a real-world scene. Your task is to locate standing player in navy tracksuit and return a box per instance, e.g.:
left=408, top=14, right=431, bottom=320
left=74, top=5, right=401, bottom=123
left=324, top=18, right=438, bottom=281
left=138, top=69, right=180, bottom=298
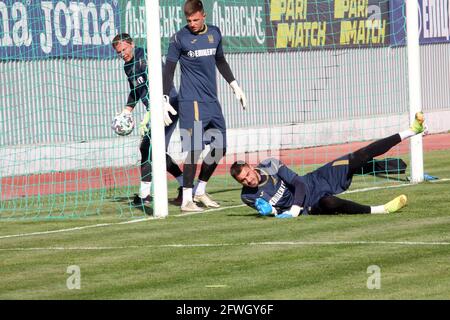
left=163, top=0, right=247, bottom=212
left=230, top=113, right=427, bottom=218
left=112, top=33, right=184, bottom=206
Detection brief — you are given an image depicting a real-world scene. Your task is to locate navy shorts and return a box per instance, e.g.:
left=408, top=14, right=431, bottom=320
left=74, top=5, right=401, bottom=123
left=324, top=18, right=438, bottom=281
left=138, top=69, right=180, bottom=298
left=178, top=100, right=227, bottom=152
left=303, top=155, right=353, bottom=212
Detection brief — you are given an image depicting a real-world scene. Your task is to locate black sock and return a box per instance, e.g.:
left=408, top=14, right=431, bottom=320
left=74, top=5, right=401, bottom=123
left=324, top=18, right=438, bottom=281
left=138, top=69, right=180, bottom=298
left=183, top=151, right=202, bottom=188
left=140, top=135, right=151, bottom=182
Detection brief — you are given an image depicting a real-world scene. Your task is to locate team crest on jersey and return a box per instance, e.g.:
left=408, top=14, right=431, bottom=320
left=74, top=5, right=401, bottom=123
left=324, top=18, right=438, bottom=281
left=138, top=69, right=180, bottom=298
left=208, top=35, right=214, bottom=43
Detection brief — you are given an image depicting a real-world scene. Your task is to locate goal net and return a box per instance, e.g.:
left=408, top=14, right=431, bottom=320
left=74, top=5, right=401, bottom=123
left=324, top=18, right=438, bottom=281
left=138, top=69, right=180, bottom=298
left=1, top=0, right=435, bottom=219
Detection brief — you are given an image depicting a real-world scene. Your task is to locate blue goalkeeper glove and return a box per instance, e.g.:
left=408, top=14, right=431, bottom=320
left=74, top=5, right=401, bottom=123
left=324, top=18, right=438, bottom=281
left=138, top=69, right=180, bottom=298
left=255, top=198, right=274, bottom=216
left=276, top=212, right=294, bottom=219
left=276, top=206, right=302, bottom=219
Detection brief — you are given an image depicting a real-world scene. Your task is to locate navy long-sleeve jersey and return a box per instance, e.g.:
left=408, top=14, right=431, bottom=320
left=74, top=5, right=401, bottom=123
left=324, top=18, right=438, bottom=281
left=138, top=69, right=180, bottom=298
left=124, top=47, right=176, bottom=111
left=240, top=157, right=353, bottom=215
left=166, top=25, right=225, bottom=102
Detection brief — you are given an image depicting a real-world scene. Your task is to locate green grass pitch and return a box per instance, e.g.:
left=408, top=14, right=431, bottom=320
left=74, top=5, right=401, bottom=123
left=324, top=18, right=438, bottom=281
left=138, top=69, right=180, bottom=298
left=0, top=149, right=449, bottom=299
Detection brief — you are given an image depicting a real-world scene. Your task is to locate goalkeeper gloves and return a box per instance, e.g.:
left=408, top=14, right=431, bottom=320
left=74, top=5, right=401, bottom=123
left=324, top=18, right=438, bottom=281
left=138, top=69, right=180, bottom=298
left=139, top=111, right=151, bottom=137
left=163, top=95, right=177, bottom=126
left=115, top=107, right=133, bottom=123
left=276, top=213, right=294, bottom=219
left=275, top=205, right=302, bottom=219
left=229, top=80, right=247, bottom=110
left=119, top=107, right=132, bottom=116
left=255, top=198, right=275, bottom=216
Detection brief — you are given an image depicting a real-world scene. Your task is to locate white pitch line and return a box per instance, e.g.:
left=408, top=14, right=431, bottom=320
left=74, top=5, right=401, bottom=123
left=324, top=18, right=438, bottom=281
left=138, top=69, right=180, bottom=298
left=0, top=217, right=155, bottom=240
left=172, top=204, right=245, bottom=217
left=342, top=178, right=450, bottom=194
left=0, top=205, right=244, bottom=240
left=253, top=240, right=450, bottom=246
left=0, top=178, right=448, bottom=241
left=1, top=240, right=449, bottom=251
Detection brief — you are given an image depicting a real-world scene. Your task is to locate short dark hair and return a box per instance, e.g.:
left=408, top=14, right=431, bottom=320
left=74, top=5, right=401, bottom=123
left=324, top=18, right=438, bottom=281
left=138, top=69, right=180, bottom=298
left=112, top=33, right=133, bottom=48
left=230, top=160, right=249, bottom=180
left=184, top=0, right=204, bottom=16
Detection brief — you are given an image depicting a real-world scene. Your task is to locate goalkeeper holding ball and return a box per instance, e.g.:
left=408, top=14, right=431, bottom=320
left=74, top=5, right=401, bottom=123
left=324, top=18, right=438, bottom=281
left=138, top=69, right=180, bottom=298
left=112, top=33, right=183, bottom=206
left=230, top=113, right=427, bottom=218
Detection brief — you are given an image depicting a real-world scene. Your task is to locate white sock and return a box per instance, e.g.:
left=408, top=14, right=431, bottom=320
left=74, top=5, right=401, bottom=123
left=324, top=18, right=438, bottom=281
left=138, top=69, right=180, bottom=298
left=194, top=180, right=207, bottom=196
left=370, top=205, right=387, bottom=214
left=399, top=129, right=416, bottom=141
left=176, top=175, right=183, bottom=187
left=182, top=187, right=193, bottom=206
left=139, top=181, right=152, bottom=198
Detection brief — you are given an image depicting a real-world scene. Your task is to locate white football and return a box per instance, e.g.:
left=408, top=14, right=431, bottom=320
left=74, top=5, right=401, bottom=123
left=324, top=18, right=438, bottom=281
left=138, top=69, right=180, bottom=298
left=111, top=112, right=135, bottom=136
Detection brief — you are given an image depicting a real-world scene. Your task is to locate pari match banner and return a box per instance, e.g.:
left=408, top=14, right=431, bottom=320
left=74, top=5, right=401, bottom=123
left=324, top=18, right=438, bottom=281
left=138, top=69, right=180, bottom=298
left=390, top=0, right=450, bottom=46
left=266, top=0, right=390, bottom=50
left=121, top=0, right=267, bottom=53
left=0, top=0, right=121, bottom=60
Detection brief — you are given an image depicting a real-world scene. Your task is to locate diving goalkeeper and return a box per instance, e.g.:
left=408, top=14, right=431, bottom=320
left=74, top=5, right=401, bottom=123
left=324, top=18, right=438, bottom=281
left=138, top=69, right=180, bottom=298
left=230, top=112, right=427, bottom=218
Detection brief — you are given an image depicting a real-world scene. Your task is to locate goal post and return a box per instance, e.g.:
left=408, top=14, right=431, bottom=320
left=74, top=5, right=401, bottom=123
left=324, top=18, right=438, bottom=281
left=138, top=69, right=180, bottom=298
left=145, top=0, right=169, bottom=218
left=406, top=0, right=424, bottom=183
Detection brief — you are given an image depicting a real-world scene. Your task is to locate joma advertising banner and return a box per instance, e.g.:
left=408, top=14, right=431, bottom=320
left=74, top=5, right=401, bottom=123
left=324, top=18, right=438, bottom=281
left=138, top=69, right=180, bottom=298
left=390, top=0, right=450, bottom=46
left=0, top=0, right=267, bottom=60
left=266, top=0, right=390, bottom=50
left=0, top=0, right=121, bottom=60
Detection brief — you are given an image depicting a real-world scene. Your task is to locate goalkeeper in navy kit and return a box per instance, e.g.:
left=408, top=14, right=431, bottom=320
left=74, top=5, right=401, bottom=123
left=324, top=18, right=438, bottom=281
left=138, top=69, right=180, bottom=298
left=112, top=33, right=183, bottom=206
left=163, top=0, right=247, bottom=213
left=230, top=113, right=427, bottom=218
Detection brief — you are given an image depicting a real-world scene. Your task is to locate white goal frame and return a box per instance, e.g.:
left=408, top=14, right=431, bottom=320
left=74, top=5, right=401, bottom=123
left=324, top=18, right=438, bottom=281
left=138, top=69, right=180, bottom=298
left=406, top=0, right=424, bottom=183
left=146, top=0, right=168, bottom=218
